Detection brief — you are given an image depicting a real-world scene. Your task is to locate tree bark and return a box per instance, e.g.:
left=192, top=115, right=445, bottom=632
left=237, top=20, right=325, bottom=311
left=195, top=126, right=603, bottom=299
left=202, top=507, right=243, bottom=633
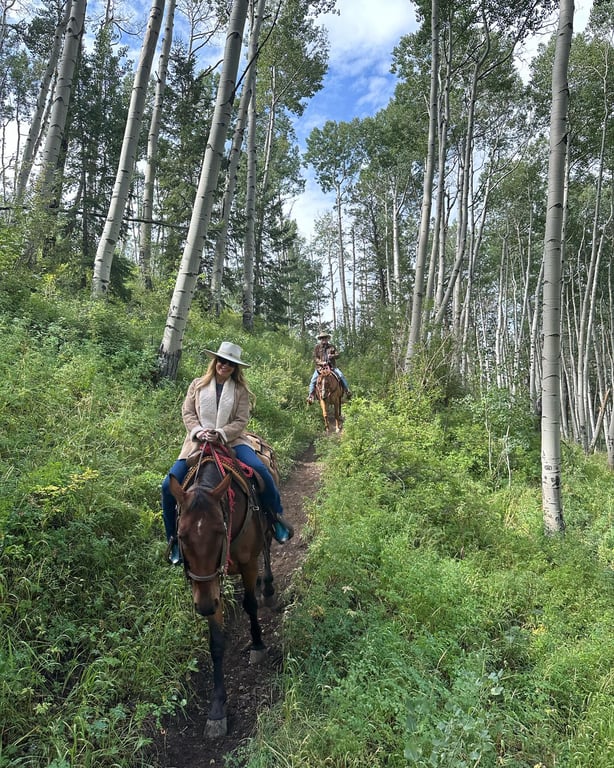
left=138, top=0, right=176, bottom=290
left=92, top=0, right=165, bottom=296
left=158, top=0, right=248, bottom=380
left=242, top=67, right=257, bottom=331
left=15, top=1, right=71, bottom=203
left=541, top=0, right=573, bottom=536
left=405, top=0, right=439, bottom=366
left=211, top=0, right=266, bottom=315
left=36, top=0, right=87, bottom=210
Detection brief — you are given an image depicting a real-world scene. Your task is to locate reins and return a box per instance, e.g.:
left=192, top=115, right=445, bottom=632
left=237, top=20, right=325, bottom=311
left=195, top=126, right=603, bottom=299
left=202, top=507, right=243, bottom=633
left=180, top=440, right=260, bottom=584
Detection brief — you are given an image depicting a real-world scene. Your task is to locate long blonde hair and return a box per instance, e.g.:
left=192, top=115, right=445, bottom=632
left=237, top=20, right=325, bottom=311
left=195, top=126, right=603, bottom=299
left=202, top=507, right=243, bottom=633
left=199, top=357, right=256, bottom=407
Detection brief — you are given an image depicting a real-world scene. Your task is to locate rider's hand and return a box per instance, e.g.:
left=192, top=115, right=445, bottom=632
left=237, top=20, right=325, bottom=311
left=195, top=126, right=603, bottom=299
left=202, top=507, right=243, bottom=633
left=196, top=429, right=217, bottom=442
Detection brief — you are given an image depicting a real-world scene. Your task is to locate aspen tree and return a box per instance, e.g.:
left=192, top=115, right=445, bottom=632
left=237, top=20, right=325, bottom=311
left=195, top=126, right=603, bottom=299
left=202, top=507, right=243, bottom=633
left=541, top=0, right=573, bottom=535
left=36, top=0, right=86, bottom=210
left=158, top=0, right=248, bottom=379
left=92, top=0, right=165, bottom=296
left=138, top=0, right=176, bottom=289
left=15, top=1, right=71, bottom=203
left=406, top=0, right=439, bottom=366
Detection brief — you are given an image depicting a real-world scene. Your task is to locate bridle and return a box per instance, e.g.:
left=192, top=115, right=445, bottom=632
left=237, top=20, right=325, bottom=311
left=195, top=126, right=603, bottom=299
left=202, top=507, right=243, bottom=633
left=180, top=443, right=234, bottom=584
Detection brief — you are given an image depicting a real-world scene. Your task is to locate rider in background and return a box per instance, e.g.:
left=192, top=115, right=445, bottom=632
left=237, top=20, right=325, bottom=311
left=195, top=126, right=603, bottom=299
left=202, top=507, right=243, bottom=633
left=306, top=331, right=352, bottom=404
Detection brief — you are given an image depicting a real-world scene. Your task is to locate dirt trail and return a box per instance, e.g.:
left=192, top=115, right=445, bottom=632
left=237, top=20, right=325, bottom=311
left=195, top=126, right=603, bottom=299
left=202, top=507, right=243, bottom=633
left=151, top=443, right=322, bottom=767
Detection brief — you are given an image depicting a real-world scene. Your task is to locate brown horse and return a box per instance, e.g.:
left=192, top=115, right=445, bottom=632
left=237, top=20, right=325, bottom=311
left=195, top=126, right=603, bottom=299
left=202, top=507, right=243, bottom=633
left=315, top=363, right=343, bottom=433
left=169, top=454, right=274, bottom=738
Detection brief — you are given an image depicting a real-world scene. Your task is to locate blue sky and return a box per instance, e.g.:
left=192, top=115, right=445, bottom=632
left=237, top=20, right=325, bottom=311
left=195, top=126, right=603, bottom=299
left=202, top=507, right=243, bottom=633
left=289, top=0, right=419, bottom=239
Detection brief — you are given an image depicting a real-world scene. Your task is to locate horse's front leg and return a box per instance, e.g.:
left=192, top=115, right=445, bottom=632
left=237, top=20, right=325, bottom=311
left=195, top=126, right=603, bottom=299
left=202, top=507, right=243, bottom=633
left=205, top=612, right=228, bottom=738
left=335, top=398, right=342, bottom=433
left=242, top=561, right=267, bottom=664
left=320, top=398, right=329, bottom=432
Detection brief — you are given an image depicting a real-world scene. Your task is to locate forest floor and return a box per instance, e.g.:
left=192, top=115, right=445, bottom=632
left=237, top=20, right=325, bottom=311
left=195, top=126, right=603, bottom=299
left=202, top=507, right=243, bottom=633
left=149, top=442, right=323, bottom=768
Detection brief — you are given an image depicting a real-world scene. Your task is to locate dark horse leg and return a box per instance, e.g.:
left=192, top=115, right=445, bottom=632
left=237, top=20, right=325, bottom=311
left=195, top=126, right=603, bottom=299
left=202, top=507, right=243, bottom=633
left=256, top=541, right=275, bottom=608
left=205, top=613, right=228, bottom=738
left=204, top=560, right=267, bottom=738
left=242, top=560, right=268, bottom=664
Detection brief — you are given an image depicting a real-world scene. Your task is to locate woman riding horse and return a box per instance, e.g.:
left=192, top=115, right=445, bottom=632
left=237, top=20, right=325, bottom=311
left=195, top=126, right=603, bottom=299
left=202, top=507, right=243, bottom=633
left=161, top=341, right=292, bottom=565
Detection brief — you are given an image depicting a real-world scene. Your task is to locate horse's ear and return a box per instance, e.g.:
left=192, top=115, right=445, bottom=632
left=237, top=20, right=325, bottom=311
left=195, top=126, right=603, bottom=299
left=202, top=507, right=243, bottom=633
left=211, top=473, right=232, bottom=500
left=169, top=474, right=186, bottom=504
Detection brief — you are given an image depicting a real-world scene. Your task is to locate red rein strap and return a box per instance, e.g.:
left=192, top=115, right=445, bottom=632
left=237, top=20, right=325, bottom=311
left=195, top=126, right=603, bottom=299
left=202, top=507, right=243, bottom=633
left=208, top=442, right=236, bottom=572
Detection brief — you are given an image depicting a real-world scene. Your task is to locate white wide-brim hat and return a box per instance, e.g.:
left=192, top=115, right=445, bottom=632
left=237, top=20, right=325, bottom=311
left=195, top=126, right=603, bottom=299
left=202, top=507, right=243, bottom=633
left=204, top=341, right=250, bottom=367
left=317, top=332, right=331, bottom=339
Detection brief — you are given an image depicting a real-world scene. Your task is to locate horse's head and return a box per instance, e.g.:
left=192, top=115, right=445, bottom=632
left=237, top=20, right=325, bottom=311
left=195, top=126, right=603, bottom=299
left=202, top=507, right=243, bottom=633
left=169, top=471, right=232, bottom=617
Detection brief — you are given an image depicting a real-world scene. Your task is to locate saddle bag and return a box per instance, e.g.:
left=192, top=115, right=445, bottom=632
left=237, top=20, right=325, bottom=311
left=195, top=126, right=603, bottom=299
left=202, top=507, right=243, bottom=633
left=243, top=431, right=280, bottom=485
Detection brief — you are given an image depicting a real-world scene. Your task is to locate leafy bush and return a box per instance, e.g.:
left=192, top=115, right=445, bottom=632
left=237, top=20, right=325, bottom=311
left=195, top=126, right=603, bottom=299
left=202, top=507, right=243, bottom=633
left=240, top=379, right=614, bottom=768
left=0, top=290, right=319, bottom=766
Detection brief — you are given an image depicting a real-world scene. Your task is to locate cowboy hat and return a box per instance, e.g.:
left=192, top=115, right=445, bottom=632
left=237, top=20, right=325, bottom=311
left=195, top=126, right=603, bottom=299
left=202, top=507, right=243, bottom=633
left=317, top=331, right=331, bottom=339
left=204, top=341, right=250, bottom=367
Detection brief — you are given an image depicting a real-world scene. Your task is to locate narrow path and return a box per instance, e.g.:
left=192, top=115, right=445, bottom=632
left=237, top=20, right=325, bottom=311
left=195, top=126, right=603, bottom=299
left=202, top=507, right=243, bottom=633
left=151, top=444, right=323, bottom=767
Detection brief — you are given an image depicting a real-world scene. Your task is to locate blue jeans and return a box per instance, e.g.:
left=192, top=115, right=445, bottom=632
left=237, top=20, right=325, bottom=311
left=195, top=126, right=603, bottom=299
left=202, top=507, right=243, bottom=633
left=309, top=368, right=349, bottom=394
left=160, top=446, right=284, bottom=541
left=234, top=444, right=284, bottom=519
left=161, top=459, right=189, bottom=542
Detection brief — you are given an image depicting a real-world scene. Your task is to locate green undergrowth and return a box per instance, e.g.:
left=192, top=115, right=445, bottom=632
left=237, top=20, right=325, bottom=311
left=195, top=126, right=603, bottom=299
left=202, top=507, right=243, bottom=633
left=0, top=284, right=320, bottom=767
left=236, top=384, right=614, bottom=768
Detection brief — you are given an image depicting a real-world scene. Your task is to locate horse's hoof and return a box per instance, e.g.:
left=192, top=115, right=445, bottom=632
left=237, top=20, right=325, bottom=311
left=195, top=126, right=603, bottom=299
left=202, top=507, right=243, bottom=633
left=250, top=647, right=267, bottom=665
left=205, top=716, right=228, bottom=738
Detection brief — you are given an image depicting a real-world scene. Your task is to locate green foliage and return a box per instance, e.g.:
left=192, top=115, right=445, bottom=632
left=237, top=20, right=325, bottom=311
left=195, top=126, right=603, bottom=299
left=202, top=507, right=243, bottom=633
left=0, top=288, right=319, bottom=766
left=0, top=225, right=32, bottom=313
left=2, top=281, right=613, bottom=768
left=239, top=379, right=614, bottom=768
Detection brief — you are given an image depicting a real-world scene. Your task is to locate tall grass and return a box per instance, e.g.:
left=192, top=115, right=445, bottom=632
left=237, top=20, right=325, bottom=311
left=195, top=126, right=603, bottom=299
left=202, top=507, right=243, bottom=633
left=237, top=384, right=613, bottom=767
left=0, top=282, right=320, bottom=767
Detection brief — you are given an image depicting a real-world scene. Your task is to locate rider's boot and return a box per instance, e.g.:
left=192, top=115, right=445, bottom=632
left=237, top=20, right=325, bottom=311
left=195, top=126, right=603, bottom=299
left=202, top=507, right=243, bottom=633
left=273, top=515, right=294, bottom=543
left=167, top=538, right=182, bottom=565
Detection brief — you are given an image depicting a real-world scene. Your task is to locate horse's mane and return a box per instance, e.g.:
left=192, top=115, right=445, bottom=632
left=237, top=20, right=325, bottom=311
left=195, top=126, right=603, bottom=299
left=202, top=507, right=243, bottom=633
left=187, top=461, right=225, bottom=511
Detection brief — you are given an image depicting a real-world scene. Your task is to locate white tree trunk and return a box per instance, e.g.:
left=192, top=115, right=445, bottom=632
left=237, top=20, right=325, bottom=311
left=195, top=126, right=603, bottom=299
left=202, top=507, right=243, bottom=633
left=242, top=71, right=257, bottom=331
left=210, top=66, right=253, bottom=312
left=336, top=190, right=350, bottom=329
left=158, top=0, right=249, bottom=379
left=138, top=0, right=176, bottom=289
left=211, top=0, right=265, bottom=317
left=92, top=0, right=165, bottom=296
left=16, top=1, right=71, bottom=202
left=541, top=0, right=573, bottom=535
left=36, top=0, right=87, bottom=208
left=406, top=0, right=439, bottom=365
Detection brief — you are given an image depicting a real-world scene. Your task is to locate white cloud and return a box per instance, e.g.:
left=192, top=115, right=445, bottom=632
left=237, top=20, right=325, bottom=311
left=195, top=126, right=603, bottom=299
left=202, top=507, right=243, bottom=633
left=322, top=0, right=418, bottom=64
left=287, top=174, right=335, bottom=241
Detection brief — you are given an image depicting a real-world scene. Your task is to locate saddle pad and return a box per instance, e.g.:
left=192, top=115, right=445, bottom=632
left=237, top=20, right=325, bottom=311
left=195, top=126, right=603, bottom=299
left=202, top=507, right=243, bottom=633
left=183, top=455, right=252, bottom=496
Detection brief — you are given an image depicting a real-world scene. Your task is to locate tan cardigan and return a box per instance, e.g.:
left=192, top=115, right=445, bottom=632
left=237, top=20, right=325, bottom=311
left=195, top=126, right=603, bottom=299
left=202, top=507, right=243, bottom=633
left=177, top=376, right=251, bottom=460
